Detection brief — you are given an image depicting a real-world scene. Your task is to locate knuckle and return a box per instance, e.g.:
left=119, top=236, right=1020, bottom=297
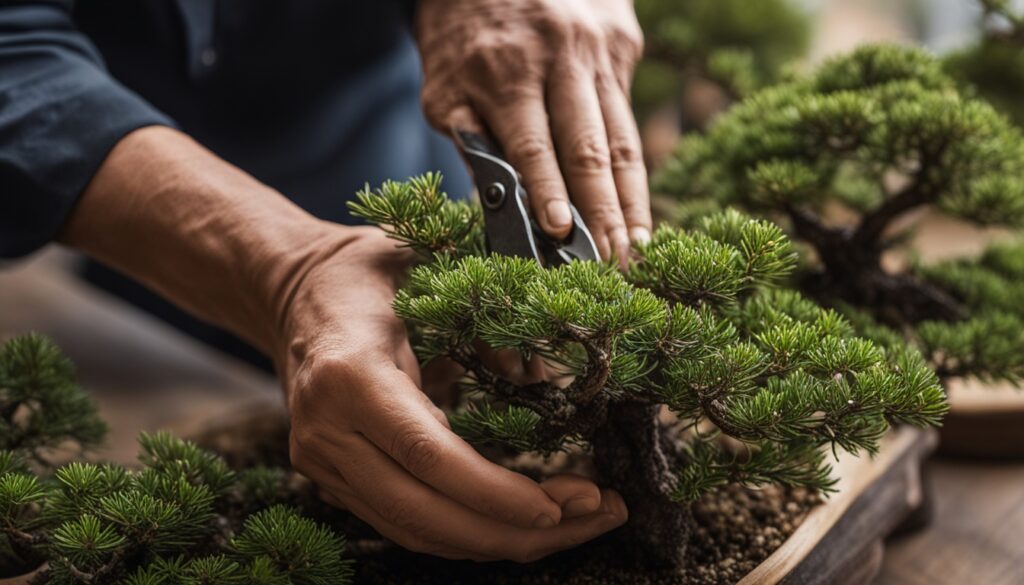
left=303, top=347, right=363, bottom=390
left=607, top=134, right=643, bottom=169
left=392, top=430, right=443, bottom=477
left=585, top=204, right=627, bottom=231
left=568, top=19, right=603, bottom=47
left=378, top=497, right=416, bottom=527
left=288, top=345, right=369, bottom=424
left=464, top=33, right=544, bottom=88
left=507, top=132, right=553, bottom=167
left=606, top=23, right=644, bottom=58
left=567, top=131, right=611, bottom=174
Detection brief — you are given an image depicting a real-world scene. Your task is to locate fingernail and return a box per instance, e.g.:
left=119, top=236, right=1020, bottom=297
left=629, top=226, right=651, bottom=244
left=532, top=513, right=557, bottom=529
left=545, top=200, right=573, bottom=230
left=563, top=495, right=600, bottom=518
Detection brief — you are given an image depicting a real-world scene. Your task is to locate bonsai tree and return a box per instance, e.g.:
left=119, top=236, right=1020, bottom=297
left=0, top=333, right=106, bottom=467
left=945, top=0, right=1024, bottom=126
left=0, top=334, right=352, bottom=584
left=657, top=44, right=1024, bottom=386
left=348, top=173, right=946, bottom=569
left=633, top=0, right=810, bottom=129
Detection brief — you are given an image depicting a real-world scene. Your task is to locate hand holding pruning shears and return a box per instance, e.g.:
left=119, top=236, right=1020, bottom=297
left=417, top=0, right=652, bottom=268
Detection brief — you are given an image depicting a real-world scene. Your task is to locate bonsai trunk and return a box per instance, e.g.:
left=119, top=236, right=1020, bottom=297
left=592, top=400, right=691, bottom=570
left=786, top=205, right=965, bottom=326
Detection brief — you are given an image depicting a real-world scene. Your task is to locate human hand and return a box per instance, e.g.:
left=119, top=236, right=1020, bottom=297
left=416, top=0, right=651, bottom=267
left=274, top=227, right=627, bottom=561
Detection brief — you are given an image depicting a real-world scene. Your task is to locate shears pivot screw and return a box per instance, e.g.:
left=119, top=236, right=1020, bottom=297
left=483, top=182, right=506, bottom=209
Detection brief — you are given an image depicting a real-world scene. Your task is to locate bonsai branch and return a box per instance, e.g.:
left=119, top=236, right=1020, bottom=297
left=853, top=180, right=936, bottom=251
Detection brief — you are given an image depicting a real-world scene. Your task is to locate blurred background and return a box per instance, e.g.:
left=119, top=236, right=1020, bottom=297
left=2, top=1, right=1023, bottom=583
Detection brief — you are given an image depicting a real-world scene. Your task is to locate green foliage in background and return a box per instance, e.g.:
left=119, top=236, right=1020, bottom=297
left=351, top=174, right=945, bottom=565
left=633, top=0, right=810, bottom=123
left=945, top=0, right=1024, bottom=126
left=657, top=44, right=1024, bottom=385
left=0, top=335, right=352, bottom=584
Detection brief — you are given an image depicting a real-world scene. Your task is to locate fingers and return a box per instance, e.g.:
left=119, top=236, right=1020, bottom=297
left=317, top=435, right=626, bottom=562
left=444, top=103, right=486, bottom=135
left=474, top=339, right=545, bottom=385
left=352, top=366, right=570, bottom=529
left=484, top=92, right=574, bottom=240
left=540, top=474, right=602, bottom=518
left=547, top=64, right=631, bottom=266
left=596, top=68, right=651, bottom=246
left=310, top=458, right=475, bottom=560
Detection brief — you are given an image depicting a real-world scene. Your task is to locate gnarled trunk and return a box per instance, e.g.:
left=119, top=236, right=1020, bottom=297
left=591, top=401, right=691, bottom=570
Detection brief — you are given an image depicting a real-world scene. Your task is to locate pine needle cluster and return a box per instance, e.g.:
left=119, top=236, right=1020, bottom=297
left=349, top=173, right=946, bottom=566
left=0, top=335, right=352, bottom=584
left=656, top=44, right=1024, bottom=387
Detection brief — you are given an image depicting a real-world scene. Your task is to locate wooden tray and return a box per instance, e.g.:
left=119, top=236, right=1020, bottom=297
left=744, top=427, right=936, bottom=585
left=939, top=379, right=1024, bottom=459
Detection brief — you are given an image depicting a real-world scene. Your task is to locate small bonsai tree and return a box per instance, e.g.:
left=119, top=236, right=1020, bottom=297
left=633, top=0, right=810, bottom=128
left=0, top=333, right=106, bottom=466
left=657, top=44, right=1024, bottom=386
left=945, top=0, right=1024, bottom=126
left=349, top=173, right=946, bottom=569
left=0, top=334, right=352, bottom=584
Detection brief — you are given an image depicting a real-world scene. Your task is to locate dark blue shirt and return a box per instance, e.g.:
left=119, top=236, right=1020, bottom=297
left=0, top=0, right=470, bottom=365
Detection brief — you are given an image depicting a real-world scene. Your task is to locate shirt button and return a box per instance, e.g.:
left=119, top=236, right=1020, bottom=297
left=200, top=47, right=218, bottom=67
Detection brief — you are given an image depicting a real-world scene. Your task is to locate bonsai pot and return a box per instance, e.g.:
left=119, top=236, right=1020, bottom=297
left=176, top=401, right=936, bottom=585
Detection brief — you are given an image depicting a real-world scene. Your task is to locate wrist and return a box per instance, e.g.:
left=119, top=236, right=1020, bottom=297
left=269, top=227, right=412, bottom=379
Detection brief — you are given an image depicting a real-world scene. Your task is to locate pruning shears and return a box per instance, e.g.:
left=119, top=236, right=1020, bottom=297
left=452, top=128, right=600, bottom=266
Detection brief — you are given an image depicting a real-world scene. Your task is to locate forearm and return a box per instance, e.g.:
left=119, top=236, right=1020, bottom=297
left=58, top=126, right=348, bottom=358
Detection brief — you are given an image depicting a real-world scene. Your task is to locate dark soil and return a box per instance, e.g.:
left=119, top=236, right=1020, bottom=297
left=192, top=408, right=820, bottom=585
left=350, top=484, right=818, bottom=585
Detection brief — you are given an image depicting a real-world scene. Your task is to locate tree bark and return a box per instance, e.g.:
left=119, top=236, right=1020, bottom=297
left=592, top=401, right=691, bottom=570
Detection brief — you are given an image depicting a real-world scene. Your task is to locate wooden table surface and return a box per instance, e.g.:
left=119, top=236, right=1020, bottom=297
left=2, top=249, right=1022, bottom=584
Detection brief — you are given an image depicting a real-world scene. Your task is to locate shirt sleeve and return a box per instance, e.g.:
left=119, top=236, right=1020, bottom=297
left=0, top=2, right=175, bottom=259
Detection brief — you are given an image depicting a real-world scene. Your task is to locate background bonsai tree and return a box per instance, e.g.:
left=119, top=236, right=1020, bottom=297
left=0, top=333, right=106, bottom=467
left=945, top=0, right=1024, bottom=127
left=0, top=334, right=352, bottom=584
left=632, top=0, right=810, bottom=130
left=349, top=173, right=946, bottom=570
left=657, top=44, right=1024, bottom=386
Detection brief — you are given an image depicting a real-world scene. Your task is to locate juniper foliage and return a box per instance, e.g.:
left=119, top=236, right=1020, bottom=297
left=349, top=173, right=945, bottom=568
left=0, top=335, right=352, bottom=584
left=657, top=44, right=1024, bottom=386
